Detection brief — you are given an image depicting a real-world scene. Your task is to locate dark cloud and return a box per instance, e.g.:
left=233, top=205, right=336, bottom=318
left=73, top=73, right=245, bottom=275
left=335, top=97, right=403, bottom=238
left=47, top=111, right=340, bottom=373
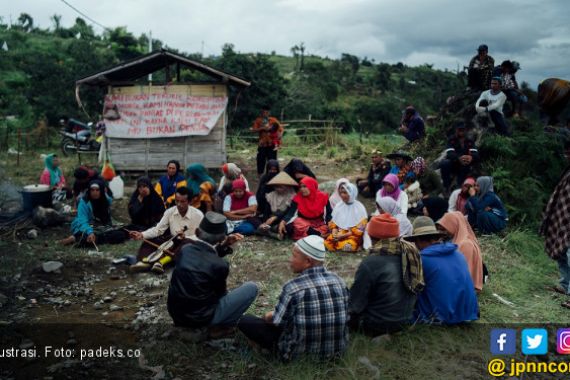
left=1, top=0, right=568, bottom=87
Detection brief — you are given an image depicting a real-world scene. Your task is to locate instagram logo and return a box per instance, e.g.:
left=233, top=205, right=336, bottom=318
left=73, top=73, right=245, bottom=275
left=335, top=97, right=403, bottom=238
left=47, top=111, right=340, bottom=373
left=557, top=329, right=570, bottom=354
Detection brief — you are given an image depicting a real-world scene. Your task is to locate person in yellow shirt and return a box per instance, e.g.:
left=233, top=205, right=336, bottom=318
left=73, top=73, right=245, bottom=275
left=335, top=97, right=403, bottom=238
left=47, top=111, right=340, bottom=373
left=155, top=160, right=187, bottom=208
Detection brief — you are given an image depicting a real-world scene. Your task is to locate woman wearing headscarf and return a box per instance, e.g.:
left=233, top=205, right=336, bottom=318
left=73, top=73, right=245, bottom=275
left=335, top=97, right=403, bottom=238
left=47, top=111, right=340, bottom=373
left=437, top=211, right=484, bottom=292
left=39, top=153, right=70, bottom=201
left=466, top=176, right=508, bottom=234
left=278, top=176, right=332, bottom=241
left=329, top=178, right=349, bottom=209
left=325, top=182, right=368, bottom=252
left=186, top=163, right=216, bottom=213
left=218, top=163, right=250, bottom=193
left=422, top=197, right=448, bottom=222
left=448, top=178, right=476, bottom=214
left=155, top=160, right=187, bottom=208
left=128, top=177, right=165, bottom=231
left=255, top=159, right=280, bottom=219
left=60, top=180, right=124, bottom=247
left=410, top=156, right=444, bottom=198
left=222, top=179, right=258, bottom=235
left=379, top=174, right=409, bottom=215
left=283, top=158, right=316, bottom=183
left=216, top=163, right=250, bottom=212
left=363, top=196, right=413, bottom=249
left=257, top=171, right=298, bottom=239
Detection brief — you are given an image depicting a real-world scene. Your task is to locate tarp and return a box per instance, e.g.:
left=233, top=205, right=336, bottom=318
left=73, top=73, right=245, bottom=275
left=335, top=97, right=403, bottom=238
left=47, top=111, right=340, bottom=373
left=103, top=93, right=228, bottom=139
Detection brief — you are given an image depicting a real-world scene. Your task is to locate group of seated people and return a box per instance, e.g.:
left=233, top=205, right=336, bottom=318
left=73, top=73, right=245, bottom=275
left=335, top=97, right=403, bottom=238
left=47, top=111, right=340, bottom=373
left=165, top=209, right=480, bottom=361
left=38, top=141, right=511, bottom=362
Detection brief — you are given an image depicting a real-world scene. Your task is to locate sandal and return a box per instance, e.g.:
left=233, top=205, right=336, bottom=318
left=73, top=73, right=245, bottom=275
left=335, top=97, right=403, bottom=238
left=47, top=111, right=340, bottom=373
left=547, top=285, right=568, bottom=296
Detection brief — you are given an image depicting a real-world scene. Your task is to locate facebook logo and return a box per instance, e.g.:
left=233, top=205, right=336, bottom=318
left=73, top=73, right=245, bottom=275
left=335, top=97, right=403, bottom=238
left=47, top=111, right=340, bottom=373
left=490, top=329, right=516, bottom=355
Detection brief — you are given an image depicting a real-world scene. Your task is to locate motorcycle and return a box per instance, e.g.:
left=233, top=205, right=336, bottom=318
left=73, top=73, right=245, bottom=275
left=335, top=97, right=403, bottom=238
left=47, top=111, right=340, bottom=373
left=59, top=118, right=101, bottom=156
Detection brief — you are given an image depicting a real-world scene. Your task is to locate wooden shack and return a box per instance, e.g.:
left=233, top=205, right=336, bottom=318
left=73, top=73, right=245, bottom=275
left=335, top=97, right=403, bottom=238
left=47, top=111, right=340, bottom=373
left=75, top=49, right=250, bottom=171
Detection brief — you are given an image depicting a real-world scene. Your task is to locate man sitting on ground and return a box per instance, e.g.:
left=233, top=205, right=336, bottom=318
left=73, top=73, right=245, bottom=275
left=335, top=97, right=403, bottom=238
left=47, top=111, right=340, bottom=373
left=439, top=123, right=480, bottom=193
left=405, top=217, right=479, bottom=324
left=129, top=187, right=203, bottom=274
left=238, top=235, right=349, bottom=361
left=398, top=106, right=425, bottom=143
left=167, top=212, right=254, bottom=337
left=468, top=44, right=495, bottom=91
left=476, top=77, right=509, bottom=136
left=349, top=213, right=424, bottom=336
left=356, top=150, right=391, bottom=197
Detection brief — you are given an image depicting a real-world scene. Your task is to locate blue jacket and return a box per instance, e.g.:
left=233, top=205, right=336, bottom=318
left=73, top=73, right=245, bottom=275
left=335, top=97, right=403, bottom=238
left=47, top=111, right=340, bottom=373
left=466, top=192, right=508, bottom=220
left=71, top=195, right=113, bottom=236
left=415, top=242, right=479, bottom=324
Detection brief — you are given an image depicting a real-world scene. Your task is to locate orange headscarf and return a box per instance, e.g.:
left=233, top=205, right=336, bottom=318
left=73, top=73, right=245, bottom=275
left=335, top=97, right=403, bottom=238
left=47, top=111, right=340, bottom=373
left=437, top=211, right=483, bottom=291
left=292, top=177, right=329, bottom=219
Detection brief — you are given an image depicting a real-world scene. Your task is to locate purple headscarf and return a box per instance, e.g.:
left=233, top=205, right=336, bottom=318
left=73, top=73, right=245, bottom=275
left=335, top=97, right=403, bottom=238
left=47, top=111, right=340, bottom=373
left=380, top=173, right=402, bottom=201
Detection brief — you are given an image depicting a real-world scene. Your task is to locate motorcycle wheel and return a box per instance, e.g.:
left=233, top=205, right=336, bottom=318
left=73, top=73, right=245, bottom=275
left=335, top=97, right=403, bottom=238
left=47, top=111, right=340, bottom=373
left=61, top=137, right=77, bottom=157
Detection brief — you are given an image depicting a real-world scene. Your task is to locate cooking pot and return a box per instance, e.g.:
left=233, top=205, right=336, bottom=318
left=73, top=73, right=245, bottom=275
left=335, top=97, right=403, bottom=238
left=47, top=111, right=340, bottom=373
left=21, top=184, right=52, bottom=211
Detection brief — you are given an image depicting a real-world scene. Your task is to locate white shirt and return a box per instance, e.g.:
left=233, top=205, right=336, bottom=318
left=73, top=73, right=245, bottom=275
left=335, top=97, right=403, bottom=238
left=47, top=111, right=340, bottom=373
left=448, top=188, right=461, bottom=212
left=142, top=206, right=204, bottom=240
left=475, top=90, right=507, bottom=115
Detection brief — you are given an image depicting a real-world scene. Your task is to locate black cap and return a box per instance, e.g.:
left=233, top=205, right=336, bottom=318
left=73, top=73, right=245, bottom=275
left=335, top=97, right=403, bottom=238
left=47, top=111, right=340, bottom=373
left=477, top=44, right=488, bottom=52
left=199, top=212, right=227, bottom=235
left=455, top=122, right=466, bottom=130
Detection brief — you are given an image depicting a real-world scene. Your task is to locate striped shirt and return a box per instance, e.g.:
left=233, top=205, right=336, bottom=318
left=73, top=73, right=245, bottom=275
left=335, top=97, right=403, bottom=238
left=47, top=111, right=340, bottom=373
left=273, top=266, right=349, bottom=361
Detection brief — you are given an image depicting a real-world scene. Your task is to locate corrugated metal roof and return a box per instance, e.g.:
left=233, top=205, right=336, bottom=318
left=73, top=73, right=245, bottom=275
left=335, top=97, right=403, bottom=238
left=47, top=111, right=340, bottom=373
left=75, top=49, right=250, bottom=87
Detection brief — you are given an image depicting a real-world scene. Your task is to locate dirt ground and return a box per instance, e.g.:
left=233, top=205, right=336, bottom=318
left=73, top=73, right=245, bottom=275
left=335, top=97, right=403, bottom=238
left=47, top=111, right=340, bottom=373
left=0, top=153, right=374, bottom=379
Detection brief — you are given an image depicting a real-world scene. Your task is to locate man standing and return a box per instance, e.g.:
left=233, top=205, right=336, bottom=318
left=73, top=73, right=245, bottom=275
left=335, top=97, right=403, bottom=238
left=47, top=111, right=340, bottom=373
left=238, top=235, right=349, bottom=361
left=476, top=77, right=509, bottom=135
left=167, top=212, right=256, bottom=335
left=468, top=44, right=495, bottom=91
left=349, top=214, right=423, bottom=336
left=129, top=187, right=203, bottom=274
left=439, top=123, right=480, bottom=192
left=405, top=217, right=479, bottom=324
left=252, top=106, right=283, bottom=176
left=398, top=106, right=425, bottom=143
left=540, top=140, right=570, bottom=309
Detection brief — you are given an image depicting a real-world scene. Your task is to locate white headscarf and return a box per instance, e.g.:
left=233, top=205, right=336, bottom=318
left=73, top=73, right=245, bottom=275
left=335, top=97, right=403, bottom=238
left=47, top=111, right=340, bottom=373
left=376, top=196, right=413, bottom=237
left=329, top=178, right=349, bottom=209
left=331, top=182, right=368, bottom=230
left=363, top=195, right=413, bottom=250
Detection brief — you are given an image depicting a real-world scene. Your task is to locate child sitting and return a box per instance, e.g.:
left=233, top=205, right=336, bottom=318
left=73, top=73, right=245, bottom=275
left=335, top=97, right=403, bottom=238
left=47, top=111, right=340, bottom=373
left=404, top=173, right=422, bottom=211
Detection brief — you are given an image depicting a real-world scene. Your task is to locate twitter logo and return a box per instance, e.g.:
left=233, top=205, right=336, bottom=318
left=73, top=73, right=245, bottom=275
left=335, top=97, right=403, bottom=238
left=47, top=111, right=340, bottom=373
left=522, top=329, right=548, bottom=355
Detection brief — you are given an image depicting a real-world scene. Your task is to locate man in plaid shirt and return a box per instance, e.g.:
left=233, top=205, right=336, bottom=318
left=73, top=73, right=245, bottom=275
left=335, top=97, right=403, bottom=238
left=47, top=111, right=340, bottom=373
left=238, top=235, right=349, bottom=361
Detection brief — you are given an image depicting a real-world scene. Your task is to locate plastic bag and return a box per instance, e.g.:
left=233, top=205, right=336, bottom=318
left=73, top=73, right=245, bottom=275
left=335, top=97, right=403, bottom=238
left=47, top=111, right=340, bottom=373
left=101, top=159, right=116, bottom=181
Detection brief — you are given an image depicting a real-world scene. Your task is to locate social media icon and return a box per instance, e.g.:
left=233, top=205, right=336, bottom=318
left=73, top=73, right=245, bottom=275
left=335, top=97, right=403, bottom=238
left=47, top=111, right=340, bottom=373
left=490, top=329, right=516, bottom=355
left=557, top=328, right=570, bottom=354
left=522, top=329, right=548, bottom=355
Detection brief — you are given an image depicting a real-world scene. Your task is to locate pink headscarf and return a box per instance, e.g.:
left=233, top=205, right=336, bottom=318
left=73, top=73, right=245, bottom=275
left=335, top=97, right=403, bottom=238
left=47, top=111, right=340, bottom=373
left=380, top=173, right=402, bottom=201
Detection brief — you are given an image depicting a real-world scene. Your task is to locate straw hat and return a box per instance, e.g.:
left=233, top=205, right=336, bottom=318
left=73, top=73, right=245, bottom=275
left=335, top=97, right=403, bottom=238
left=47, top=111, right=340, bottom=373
left=405, top=216, right=446, bottom=241
left=266, top=171, right=298, bottom=187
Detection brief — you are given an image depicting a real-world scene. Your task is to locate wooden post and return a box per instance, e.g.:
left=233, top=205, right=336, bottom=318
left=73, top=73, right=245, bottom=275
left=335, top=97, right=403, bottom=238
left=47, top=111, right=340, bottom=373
left=176, top=63, right=181, bottom=83
left=16, top=128, right=21, bottom=167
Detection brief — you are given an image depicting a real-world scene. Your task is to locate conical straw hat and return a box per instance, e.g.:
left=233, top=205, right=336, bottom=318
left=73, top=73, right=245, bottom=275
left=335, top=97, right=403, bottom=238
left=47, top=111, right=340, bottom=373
left=266, top=171, right=298, bottom=187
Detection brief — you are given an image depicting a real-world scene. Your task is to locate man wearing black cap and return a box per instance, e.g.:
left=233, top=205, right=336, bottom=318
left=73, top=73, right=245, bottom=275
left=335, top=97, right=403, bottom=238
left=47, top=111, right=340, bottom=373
left=439, top=122, right=480, bottom=193
left=398, top=106, right=425, bottom=143
left=167, top=212, right=257, bottom=336
left=468, top=44, right=495, bottom=91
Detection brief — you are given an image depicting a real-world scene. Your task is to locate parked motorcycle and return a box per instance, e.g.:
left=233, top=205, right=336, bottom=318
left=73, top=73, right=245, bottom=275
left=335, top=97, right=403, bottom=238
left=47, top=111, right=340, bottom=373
left=59, top=118, right=101, bottom=156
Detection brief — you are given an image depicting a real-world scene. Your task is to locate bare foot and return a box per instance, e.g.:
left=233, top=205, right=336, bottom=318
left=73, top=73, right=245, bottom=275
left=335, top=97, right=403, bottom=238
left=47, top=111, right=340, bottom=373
left=58, top=236, right=76, bottom=246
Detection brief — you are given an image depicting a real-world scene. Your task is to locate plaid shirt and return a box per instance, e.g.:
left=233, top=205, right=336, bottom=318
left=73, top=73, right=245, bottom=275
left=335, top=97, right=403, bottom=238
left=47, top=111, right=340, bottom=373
left=540, top=167, right=570, bottom=260
left=273, top=266, right=349, bottom=361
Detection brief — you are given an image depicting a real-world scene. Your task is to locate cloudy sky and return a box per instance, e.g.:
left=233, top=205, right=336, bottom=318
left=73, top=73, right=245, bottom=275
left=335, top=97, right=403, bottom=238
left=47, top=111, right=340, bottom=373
left=2, top=0, right=569, bottom=87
